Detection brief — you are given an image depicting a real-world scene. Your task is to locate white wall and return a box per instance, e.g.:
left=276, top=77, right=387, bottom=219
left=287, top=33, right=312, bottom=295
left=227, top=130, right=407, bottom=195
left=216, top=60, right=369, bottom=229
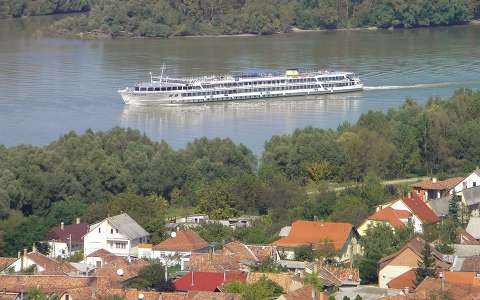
left=48, top=241, right=69, bottom=258
left=389, top=200, right=423, bottom=233
left=452, top=172, right=480, bottom=193
left=8, top=257, right=46, bottom=273
left=152, top=249, right=191, bottom=270
left=84, top=220, right=131, bottom=256
left=379, top=265, right=412, bottom=288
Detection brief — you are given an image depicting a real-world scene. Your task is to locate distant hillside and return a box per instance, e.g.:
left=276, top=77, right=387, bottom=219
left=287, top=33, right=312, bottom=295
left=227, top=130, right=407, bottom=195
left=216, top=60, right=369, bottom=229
left=4, top=0, right=480, bottom=37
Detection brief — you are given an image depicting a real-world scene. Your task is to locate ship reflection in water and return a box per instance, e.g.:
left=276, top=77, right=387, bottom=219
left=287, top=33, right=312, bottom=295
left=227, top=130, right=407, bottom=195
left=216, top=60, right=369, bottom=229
left=120, top=92, right=362, bottom=155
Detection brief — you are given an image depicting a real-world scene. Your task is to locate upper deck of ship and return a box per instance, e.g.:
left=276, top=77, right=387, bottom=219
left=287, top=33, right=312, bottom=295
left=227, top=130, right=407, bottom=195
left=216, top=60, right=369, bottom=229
left=134, top=69, right=357, bottom=89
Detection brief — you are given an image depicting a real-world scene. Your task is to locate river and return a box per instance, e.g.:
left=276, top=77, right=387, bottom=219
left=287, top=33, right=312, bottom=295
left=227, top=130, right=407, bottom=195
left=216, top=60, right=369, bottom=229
left=1, top=17, right=479, bottom=155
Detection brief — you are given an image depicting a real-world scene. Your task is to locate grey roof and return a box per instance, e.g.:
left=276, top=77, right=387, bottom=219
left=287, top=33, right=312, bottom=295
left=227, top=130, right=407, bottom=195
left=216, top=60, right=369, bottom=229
left=427, top=196, right=449, bottom=217
left=463, top=186, right=480, bottom=206
left=107, top=213, right=150, bottom=240
left=453, top=244, right=480, bottom=257
left=334, top=286, right=402, bottom=300
left=279, top=226, right=291, bottom=237
left=466, top=217, right=480, bottom=239
left=278, top=259, right=305, bottom=269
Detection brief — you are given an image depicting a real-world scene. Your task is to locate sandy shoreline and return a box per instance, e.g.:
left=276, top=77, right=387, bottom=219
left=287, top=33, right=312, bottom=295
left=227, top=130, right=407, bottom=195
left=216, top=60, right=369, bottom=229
left=59, top=19, right=480, bottom=40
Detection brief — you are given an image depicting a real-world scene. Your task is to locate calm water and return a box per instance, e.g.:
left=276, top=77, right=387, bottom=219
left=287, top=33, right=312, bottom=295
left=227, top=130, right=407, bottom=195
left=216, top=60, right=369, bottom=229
left=1, top=17, right=480, bottom=155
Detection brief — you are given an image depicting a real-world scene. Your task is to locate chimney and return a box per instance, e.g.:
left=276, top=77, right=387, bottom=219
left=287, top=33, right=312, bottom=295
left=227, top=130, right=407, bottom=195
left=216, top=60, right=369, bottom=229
left=61, top=222, right=64, bottom=230
left=32, top=243, right=36, bottom=253
left=18, top=251, right=21, bottom=259
left=22, top=248, right=27, bottom=271
left=191, top=271, right=194, bottom=286
left=223, top=271, right=226, bottom=282
left=76, top=217, right=81, bottom=224
left=432, top=177, right=438, bottom=183
left=311, top=285, right=316, bottom=300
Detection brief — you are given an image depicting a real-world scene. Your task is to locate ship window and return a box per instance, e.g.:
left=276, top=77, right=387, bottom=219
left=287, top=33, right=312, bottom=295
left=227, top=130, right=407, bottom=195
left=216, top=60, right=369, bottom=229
left=148, top=87, right=153, bottom=91
left=155, top=87, right=160, bottom=91
left=161, top=87, right=166, bottom=91
left=140, top=87, right=146, bottom=91
left=172, top=87, right=177, bottom=90
left=135, top=87, right=139, bottom=91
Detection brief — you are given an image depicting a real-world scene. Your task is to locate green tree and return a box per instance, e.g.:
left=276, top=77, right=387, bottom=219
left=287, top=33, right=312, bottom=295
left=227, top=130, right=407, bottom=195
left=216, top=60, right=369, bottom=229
left=415, top=242, right=437, bottom=285
left=224, top=276, right=284, bottom=300
left=294, top=245, right=316, bottom=261
left=304, top=271, right=323, bottom=291
left=448, top=194, right=460, bottom=225
left=127, top=263, right=175, bottom=291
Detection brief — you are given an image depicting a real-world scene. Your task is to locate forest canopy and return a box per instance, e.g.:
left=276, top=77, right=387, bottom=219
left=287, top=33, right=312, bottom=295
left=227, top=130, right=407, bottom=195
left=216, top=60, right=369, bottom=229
left=1, top=0, right=479, bottom=37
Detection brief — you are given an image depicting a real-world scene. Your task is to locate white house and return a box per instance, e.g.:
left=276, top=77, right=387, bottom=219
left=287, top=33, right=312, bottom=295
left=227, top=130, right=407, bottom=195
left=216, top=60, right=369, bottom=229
left=377, top=195, right=439, bottom=233
left=83, top=213, right=150, bottom=257
left=152, top=230, right=209, bottom=270
left=452, top=170, right=480, bottom=194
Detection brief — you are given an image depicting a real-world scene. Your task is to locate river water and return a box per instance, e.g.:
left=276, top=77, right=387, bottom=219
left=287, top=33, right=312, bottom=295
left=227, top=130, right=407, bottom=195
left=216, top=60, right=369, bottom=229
left=1, top=17, right=479, bottom=155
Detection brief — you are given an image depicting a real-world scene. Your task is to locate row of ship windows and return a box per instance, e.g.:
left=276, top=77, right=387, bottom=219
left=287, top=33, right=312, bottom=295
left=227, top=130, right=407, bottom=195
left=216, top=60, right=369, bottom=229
left=178, top=82, right=354, bottom=97
left=136, top=77, right=349, bottom=91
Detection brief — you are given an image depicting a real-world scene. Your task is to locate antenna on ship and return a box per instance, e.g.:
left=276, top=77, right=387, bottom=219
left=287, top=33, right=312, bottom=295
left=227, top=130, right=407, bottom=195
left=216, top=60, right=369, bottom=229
left=149, top=71, right=153, bottom=83
left=160, top=64, right=166, bottom=82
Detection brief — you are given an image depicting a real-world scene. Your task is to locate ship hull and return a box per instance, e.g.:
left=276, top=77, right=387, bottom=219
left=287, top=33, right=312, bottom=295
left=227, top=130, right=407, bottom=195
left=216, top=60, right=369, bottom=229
left=119, top=85, right=363, bottom=106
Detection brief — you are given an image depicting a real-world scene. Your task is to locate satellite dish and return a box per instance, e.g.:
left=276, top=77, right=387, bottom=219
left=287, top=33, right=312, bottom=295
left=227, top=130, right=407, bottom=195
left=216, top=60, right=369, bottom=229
left=138, top=293, right=145, bottom=300
left=171, top=231, right=177, bottom=238
left=116, top=268, right=124, bottom=276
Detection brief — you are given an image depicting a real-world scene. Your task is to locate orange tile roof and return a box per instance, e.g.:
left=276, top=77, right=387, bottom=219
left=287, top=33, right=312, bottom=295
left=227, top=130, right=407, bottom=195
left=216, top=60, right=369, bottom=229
left=444, top=271, right=480, bottom=286
left=136, top=243, right=153, bottom=248
left=281, top=285, right=329, bottom=300
left=154, top=230, right=209, bottom=252
left=402, top=195, right=440, bottom=224
left=0, top=257, right=17, bottom=271
left=87, top=248, right=114, bottom=258
left=368, top=207, right=411, bottom=228
left=0, top=274, right=95, bottom=294
left=222, top=241, right=257, bottom=262
left=387, top=269, right=416, bottom=289
left=246, top=272, right=304, bottom=292
left=412, top=177, right=464, bottom=191
left=247, top=245, right=277, bottom=262
left=26, top=251, right=76, bottom=274
left=187, top=252, right=241, bottom=272
left=272, top=220, right=353, bottom=250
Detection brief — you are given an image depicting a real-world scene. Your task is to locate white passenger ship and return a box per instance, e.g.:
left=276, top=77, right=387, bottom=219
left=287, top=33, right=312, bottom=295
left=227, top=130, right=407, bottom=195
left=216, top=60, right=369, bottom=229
left=118, top=69, right=363, bottom=105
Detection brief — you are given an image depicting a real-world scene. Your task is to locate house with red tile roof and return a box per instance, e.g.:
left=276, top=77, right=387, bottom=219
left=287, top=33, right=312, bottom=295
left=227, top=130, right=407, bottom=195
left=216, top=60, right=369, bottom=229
left=276, top=285, right=329, bottom=300
left=358, top=207, right=412, bottom=236
left=187, top=241, right=269, bottom=272
left=0, top=257, right=17, bottom=272
left=47, top=219, right=89, bottom=259
left=174, top=271, right=247, bottom=292
left=153, top=230, right=209, bottom=270
left=378, top=238, right=450, bottom=288
left=272, top=221, right=361, bottom=262
left=6, top=248, right=76, bottom=275
left=412, top=176, right=464, bottom=201
left=305, top=261, right=360, bottom=287
left=379, top=194, right=440, bottom=233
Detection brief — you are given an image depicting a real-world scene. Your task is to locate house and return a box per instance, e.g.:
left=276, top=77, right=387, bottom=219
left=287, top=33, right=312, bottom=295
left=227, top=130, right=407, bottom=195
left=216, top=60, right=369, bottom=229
left=46, top=219, right=89, bottom=258
left=5, top=248, right=76, bottom=274
left=466, top=216, right=480, bottom=240
left=460, top=186, right=480, bottom=215
left=451, top=256, right=480, bottom=273
left=246, top=272, right=303, bottom=293
left=84, top=248, right=119, bottom=268
left=305, top=261, right=360, bottom=288
left=334, top=286, right=402, bottom=300
left=378, top=238, right=450, bottom=288
left=276, top=285, right=329, bottom=300
left=380, top=276, right=480, bottom=300
left=83, top=213, right=150, bottom=257
left=213, top=216, right=260, bottom=229
left=358, top=207, right=412, bottom=236
left=166, top=214, right=210, bottom=230
left=381, top=195, right=440, bottom=233
left=152, top=230, right=209, bottom=270
left=452, top=169, right=480, bottom=193
left=174, top=271, right=247, bottom=292
left=412, top=177, right=463, bottom=200
left=187, top=241, right=271, bottom=272
left=272, top=221, right=361, bottom=262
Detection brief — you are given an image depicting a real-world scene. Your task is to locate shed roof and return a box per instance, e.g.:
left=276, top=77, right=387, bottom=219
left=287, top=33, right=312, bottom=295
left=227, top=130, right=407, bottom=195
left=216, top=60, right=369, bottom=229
left=412, top=177, right=464, bottom=190
left=154, top=230, right=208, bottom=252
left=466, top=216, right=480, bottom=239
left=463, top=186, right=480, bottom=206
left=174, top=271, right=246, bottom=292
left=426, top=196, right=449, bottom=217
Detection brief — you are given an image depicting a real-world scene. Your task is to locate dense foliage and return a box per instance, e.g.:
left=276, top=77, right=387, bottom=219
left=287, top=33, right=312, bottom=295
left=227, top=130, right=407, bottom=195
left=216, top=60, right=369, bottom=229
left=224, top=277, right=284, bottom=299
left=3, top=0, right=476, bottom=37
left=127, top=263, right=175, bottom=291
left=262, top=90, right=480, bottom=183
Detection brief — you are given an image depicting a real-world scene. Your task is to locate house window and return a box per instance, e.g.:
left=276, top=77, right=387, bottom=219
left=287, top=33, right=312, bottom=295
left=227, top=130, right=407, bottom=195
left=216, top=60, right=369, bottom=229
left=65, top=295, right=70, bottom=300
left=474, top=182, right=477, bottom=187
left=116, top=229, right=119, bottom=233
left=111, top=229, right=114, bottom=234
left=98, top=228, right=101, bottom=233
left=115, top=242, right=127, bottom=249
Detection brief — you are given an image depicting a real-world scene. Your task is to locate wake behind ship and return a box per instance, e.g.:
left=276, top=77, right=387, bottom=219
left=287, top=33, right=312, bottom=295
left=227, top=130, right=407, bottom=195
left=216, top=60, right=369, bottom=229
left=118, top=68, right=363, bottom=105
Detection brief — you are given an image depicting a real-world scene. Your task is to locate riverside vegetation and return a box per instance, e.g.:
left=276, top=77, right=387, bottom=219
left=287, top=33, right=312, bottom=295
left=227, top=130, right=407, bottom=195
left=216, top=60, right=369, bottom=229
left=1, top=0, right=480, bottom=37
left=0, top=89, right=479, bottom=281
